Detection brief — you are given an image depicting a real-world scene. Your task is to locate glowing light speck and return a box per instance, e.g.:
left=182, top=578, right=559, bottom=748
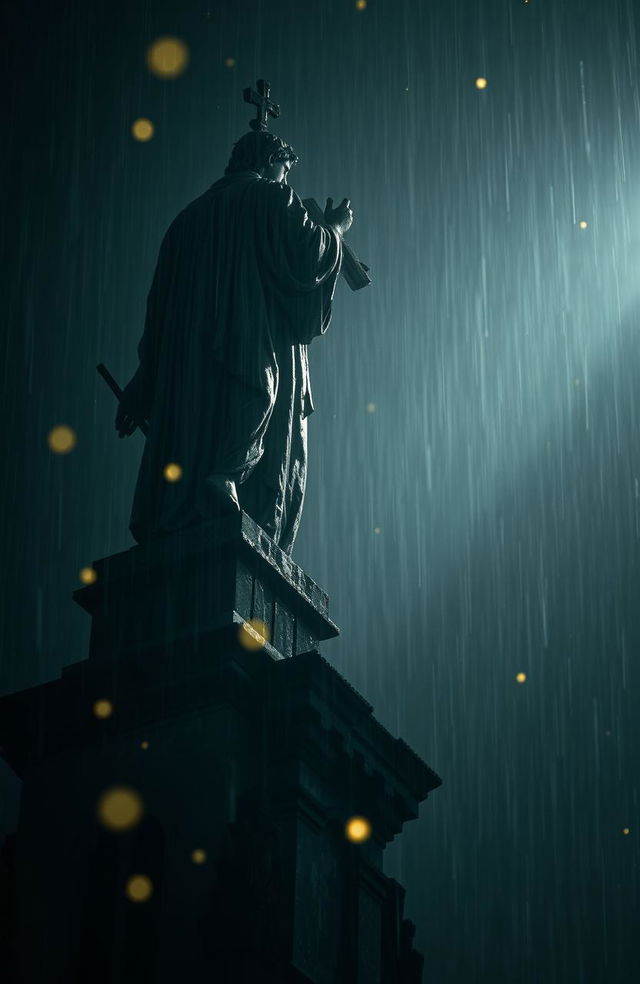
left=79, top=567, right=97, bottom=585
left=345, top=816, right=372, bottom=843
left=146, top=37, right=189, bottom=79
left=48, top=425, right=76, bottom=454
left=93, top=698, right=113, bottom=718
left=131, top=118, right=154, bottom=142
left=238, top=619, right=270, bottom=651
left=163, top=462, right=182, bottom=482
left=125, top=874, right=153, bottom=902
left=97, top=787, right=144, bottom=832
left=191, top=848, right=207, bottom=864
left=516, top=672, right=527, bottom=684
left=475, top=77, right=488, bottom=90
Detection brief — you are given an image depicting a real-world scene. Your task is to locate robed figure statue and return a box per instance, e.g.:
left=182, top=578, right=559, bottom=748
left=115, top=130, right=353, bottom=555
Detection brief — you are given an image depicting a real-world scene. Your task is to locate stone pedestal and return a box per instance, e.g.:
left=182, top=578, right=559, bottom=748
left=0, top=517, right=441, bottom=983
left=75, top=511, right=339, bottom=665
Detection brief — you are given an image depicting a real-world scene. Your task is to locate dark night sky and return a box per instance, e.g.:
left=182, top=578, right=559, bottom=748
left=2, top=1, right=640, bottom=981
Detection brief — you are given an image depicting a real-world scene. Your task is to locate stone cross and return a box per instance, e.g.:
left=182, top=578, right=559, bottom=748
left=243, top=79, right=280, bottom=132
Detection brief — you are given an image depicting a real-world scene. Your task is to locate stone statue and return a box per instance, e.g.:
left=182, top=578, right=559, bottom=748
left=115, top=82, right=355, bottom=554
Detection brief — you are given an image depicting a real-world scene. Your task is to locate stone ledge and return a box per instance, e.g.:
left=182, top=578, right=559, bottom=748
left=73, top=515, right=338, bottom=662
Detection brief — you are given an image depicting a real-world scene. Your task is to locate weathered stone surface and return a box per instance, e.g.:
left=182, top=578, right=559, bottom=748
left=73, top=513, right=338, bottom=663
left=0, top=517, right=441, bottom=983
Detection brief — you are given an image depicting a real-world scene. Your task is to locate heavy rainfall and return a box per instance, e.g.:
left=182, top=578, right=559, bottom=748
left=1, top=0, right=639, bottom=981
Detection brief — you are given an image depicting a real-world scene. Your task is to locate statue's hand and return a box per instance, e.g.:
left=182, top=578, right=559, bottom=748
left=115, top=374, right=146, bottom=438
left=324, top=197, right=353, bottom=236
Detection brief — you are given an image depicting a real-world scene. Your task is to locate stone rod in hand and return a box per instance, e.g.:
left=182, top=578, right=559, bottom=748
left=303, top=198, right=372, bottom=291
left=96, top=363, right=149, bottom=437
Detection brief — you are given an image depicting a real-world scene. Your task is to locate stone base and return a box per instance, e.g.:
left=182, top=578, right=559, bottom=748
left=73, top=512, right=338, bottom=664
left=0, top=519, right=441, bottom=983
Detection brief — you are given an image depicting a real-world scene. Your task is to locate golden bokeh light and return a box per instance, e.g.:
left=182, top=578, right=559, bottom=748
left=48, top=425, right=76, bottom=454
left=579, top=220, right=588, bottom=229
left=93, top=698, right=113, bottom=719
left=131, top=118, right=154, bottom=142
left=623, top=827, right=630, bottom=835
left=516, top=672, right=527, bottom=684
left=146, top=37, right=189, bottom=79
left=191, top=848, right=207, bottom=864
left=475, top=77, right=488, bottom=90
left=79, top=567, right=97, bottom=585
left=356, top=0, right=368, bottom=9
left=238, top=618, right=270, bottom=651
left=224, top=57, right=236, bottom=68
left=140, top=740, right=149, bottom=750
left=163, top=462, right=183, bottom=482
left=345, top=816, right=372, bottom=843
left=97, top=786, right=144, bottom=832
left=366, top=402, right=377, bottom=413
left=125, top=874, right=153, bottom=902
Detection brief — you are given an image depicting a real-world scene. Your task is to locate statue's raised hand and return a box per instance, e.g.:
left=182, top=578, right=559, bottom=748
left=325, top=197, right=353, bottom=237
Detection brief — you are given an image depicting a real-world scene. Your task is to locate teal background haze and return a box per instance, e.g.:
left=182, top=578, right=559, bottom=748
left=2, top=1, right=640, bottom=980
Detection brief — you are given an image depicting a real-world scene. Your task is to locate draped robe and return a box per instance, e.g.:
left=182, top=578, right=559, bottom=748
left=128, top=172, right=342, bottom=554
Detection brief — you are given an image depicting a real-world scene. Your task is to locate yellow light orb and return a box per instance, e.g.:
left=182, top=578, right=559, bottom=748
left=125, top=874, right=153, bottom=902
left=366, top=402, right=377, bottom=413
left=356, top=0, right=368, bottom=9
left=48, top=425, right=76, bottom=454
left=224, top=57, right=236, bottom=68
left=93, top=698, right=113, bottom=719
left=238, top=618, right=270, bottom=651
left=579, top=220, right=588, bottom=229
left=131, top=117, right=154, bottom=142
left=79, top=566, right=98, bottom=585
left=623, top=827, right=630, bottom=835
left=146, top=37, right=189, bottom=79
left=140, top=740, right=149, bottom=750
left=475, top=77, right=488, bottom=90
left=163, top=462, right=182, bottom=482
left=97, top=786, right=144, bottom=832
left=516, top=672, right=527, bottom=684
left=345, top=816, right=372, bottom=843
left=191, top=848, right=207, bottom=864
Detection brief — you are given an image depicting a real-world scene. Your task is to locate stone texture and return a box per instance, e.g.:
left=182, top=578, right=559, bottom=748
left=0, top=519, right=441, bottom=983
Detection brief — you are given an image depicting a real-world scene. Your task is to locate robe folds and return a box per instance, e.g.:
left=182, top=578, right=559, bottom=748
left=129, top=172, right=342, bottom=554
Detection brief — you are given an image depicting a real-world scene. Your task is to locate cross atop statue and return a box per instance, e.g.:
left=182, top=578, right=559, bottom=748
left=243, top=79, right=280, bottom=132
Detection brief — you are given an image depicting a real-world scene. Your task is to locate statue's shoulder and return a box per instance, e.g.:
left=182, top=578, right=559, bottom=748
left=257, top=180, right=302, bottom=216
left=218, top=175, right=301, bottom=219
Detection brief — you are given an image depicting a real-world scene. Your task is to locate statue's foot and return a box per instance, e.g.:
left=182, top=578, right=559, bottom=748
left=207, top=476, right=241, bottom=514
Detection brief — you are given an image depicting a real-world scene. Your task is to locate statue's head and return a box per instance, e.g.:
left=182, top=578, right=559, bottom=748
left=224, top=131, right=299, bottom=183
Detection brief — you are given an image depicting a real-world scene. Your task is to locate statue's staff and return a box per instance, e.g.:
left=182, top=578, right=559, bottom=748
left=96, top=363, right=148, bottom=436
